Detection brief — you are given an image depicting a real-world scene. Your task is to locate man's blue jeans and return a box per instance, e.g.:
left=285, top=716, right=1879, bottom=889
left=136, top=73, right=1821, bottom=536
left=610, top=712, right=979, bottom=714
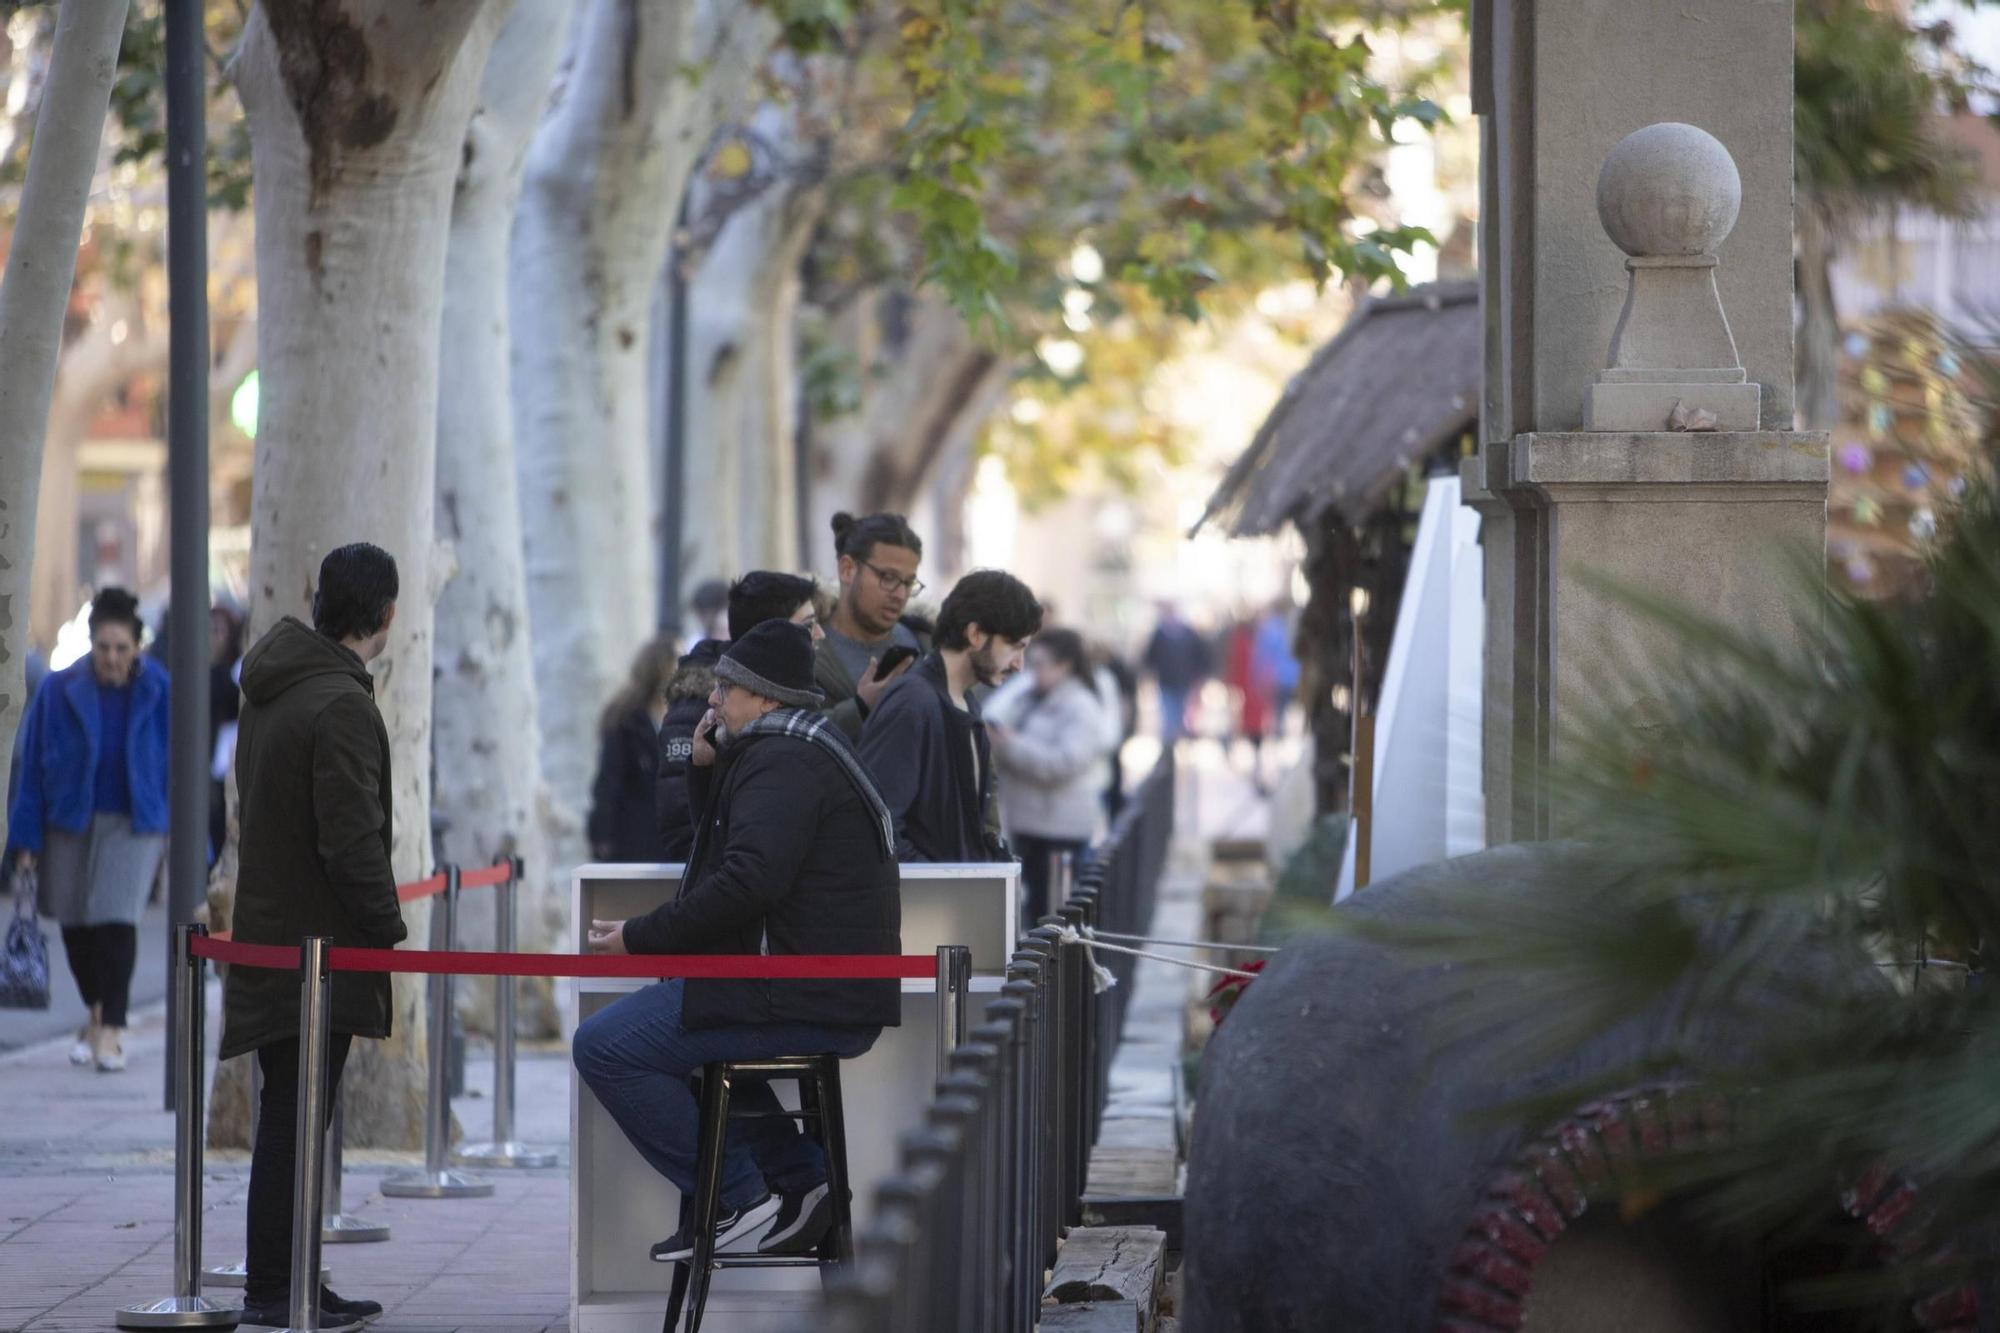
left=572, top=979, right=879, bottom=1212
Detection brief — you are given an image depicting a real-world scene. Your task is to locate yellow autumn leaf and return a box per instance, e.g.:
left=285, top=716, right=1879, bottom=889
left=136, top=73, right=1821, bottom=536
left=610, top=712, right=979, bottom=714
left=711, top=138, right=753, bottom=179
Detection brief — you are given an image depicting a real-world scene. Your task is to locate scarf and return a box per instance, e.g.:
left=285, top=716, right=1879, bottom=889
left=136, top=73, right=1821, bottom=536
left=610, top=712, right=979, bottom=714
left=692, top=707, right=896, bottom=865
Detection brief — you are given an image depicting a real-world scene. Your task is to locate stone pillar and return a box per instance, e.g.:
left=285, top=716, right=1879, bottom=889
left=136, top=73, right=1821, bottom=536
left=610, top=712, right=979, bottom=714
left=1472, top=0, right=1826, bottom=835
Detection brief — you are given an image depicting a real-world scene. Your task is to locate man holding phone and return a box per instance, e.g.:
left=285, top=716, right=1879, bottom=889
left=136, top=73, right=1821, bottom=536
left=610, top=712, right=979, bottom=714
left=815, top=512, right=930, bottom=740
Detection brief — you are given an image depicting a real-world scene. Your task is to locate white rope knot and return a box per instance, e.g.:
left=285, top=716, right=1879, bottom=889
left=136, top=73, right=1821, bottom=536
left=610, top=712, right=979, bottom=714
left=1051, top=924, right=1120, bottom=993
left=1052, top=924, right=1262, bottom=983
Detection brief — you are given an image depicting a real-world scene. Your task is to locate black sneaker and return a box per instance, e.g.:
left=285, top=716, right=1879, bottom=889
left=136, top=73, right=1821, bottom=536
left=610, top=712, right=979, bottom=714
left=649, top=1193, right=779, bottom=1263
left=237, top=1298, right=364, bottom=1330
left=757, top=1182, right=834, bottom=1255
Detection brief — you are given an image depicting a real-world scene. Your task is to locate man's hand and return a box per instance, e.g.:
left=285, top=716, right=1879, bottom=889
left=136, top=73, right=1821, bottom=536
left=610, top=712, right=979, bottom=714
left=14, top=850, right=35, bottom=874
left=586, top=919, right=629, bottom=955
left=691, top=709, right=720, bottom=768
left=856, top=655, right=912, bottom=712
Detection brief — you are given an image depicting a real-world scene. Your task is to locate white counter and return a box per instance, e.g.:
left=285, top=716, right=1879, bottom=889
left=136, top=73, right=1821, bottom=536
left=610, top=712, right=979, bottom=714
left=568, top=861, right=1018, bottom=1333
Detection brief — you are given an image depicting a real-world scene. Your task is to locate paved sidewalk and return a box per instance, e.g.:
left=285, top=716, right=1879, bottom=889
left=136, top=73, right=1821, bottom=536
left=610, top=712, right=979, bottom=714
left=1, top=982, right=577, bottom=1333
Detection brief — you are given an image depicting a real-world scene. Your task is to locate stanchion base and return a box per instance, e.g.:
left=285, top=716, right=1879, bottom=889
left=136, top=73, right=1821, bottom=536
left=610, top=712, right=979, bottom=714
left=201, top=1263, right=329, bottom=1290
left=379, top=1168, right=494, bottom=1199
left=453, top=1140, right=558, bottom=1169
left=322, top=1212, right=391, bottom=1244
left=115, top=1296, right=241, bottom=1328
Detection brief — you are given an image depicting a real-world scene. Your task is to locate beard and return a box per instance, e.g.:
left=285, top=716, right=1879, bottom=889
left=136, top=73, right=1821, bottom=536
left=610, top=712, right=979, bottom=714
left=971, top=641, right=1016, bottom=688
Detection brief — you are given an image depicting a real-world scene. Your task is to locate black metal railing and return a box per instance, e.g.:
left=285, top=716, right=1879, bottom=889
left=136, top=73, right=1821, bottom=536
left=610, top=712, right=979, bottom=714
left=799, top=749, right=1178, bottom=1332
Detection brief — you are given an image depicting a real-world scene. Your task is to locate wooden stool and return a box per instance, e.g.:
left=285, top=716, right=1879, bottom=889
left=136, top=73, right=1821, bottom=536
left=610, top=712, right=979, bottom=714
left=663, top=1054, right=856, bottom=1333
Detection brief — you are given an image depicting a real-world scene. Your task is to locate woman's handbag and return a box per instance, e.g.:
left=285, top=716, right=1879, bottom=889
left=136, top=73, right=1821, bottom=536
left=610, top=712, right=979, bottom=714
left=1, top=870, right=52, bottom=1010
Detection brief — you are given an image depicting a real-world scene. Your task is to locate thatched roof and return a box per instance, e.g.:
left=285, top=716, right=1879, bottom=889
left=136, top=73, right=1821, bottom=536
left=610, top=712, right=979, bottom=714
left=1197, top=280, right=1480, bottom=536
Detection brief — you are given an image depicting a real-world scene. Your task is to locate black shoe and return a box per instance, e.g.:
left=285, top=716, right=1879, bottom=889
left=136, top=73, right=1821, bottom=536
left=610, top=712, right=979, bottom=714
left=649, top=1193, right=779, bottom=1263
left=319, top=1287, right=383, bottom=1322
left=237, top=1298, right=364, bottom=1330
left=757, top=1182, right=834, bottom=1255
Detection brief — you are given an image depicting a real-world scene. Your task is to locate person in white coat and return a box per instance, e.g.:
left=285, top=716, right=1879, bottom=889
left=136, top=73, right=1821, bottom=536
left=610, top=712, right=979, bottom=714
left=985, top=627, right=1111, bottom=922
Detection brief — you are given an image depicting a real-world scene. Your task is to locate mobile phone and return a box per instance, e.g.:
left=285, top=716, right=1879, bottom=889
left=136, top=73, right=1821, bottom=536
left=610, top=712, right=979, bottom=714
left=873, top=645, right=920, bottom=680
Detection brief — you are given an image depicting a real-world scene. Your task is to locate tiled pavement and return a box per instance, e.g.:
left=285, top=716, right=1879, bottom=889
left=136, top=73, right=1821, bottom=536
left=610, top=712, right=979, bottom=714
left=1, top=986, right=578, bottom=1333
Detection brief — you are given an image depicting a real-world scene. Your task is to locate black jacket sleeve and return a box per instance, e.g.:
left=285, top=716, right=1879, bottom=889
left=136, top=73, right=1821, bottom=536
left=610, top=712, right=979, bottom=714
left=858, top=688, right=928, bottom=862
left=311, top=695, right=407, bottom=948
left=621, top=745, right=815, bottom=954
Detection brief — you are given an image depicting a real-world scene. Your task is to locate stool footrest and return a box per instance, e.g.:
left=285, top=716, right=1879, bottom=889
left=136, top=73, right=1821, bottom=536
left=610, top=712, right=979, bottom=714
left=707, top=1255, right=841, bottom=1271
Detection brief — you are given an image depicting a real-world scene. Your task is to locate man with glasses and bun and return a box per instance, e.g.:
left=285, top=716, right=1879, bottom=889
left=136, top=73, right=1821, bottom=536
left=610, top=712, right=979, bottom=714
left=814, top=512, right=930, bottom=741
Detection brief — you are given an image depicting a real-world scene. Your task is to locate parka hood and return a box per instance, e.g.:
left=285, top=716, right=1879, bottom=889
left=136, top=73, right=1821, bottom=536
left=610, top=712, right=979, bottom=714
left=240, top=616, right=373, bottom=706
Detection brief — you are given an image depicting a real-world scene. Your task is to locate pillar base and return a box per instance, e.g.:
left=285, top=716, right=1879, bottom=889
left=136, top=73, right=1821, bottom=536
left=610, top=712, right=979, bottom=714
left=380, top=1167, right=494, bottom=1199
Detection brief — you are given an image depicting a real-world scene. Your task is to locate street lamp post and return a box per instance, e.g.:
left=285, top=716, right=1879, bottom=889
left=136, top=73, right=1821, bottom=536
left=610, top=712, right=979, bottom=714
left=162, top=0, right=211, bottom=1112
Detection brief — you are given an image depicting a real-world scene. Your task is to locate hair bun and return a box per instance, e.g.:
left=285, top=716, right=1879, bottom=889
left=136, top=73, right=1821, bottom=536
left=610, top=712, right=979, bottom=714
left=830, top=512, right=856, bottom=538
left=93, top=587, right=139, bottom=617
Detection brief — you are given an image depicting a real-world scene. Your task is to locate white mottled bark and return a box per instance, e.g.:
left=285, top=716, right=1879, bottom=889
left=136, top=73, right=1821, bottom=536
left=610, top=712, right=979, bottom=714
left=679, top=108, right=821, bottom=591
left=0, top=0, right=130, bottom=849
left=512, top=0, right=774, bottom=864
left=433, top=0, right=576, bottom=1033
left=232, top=0, right=504, bottom=1148
left=801, top=291, right=1005, bottom=575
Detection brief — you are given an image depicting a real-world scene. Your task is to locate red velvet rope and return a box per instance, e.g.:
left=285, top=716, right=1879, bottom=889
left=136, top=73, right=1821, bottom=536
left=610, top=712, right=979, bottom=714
left=189, top=933, right=939, bottom=980
left=457, top=863, right=514, bottom=891
left=394, top=873, right=451, bottom=904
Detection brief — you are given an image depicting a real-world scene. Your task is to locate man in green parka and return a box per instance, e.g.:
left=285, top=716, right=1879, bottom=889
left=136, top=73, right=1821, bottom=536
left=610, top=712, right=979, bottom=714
left=221, top=542, right=407, bottom=1330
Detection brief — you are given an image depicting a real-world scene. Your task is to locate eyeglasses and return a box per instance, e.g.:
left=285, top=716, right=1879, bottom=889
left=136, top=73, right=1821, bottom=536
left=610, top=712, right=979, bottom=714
left=863, top=561, right=925, bottom=598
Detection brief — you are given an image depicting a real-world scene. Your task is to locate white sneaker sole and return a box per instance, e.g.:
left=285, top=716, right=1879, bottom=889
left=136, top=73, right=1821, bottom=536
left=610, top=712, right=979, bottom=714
left=651, top=1194, right=780, bottom=1263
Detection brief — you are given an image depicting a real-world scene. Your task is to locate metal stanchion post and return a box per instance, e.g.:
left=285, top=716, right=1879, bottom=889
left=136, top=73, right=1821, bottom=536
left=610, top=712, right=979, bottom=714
left=279, top=937, right=333, bottom=1333
left=932, top=945, right=971, bottom=1082
left=321, top=1094, right=389, bottom=1243
left=456, top=855, right=555, bottom=1169
left=119, top=925, right=240, bottom=1328
left=383, top=868, right=492, bottom=1198
left=205, top=1024, right=332, bottom=1287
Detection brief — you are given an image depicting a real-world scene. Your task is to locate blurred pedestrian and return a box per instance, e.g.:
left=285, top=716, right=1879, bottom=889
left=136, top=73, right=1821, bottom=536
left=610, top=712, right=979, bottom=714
left=209, top=604, right=245, bottom=861
left=689, top=578, right=730, bottom=642
left=986, top=627, right=1109, bottom=920
left=860, top=570, right=1042, bottom=862
left=589, top=635, right=680, bottom=863
left=655, top=640, right=723, bottom=861
left=817, top=512, right=929, bottom=740
left=1222, top=616, right=1272, bottom=788
left=1254, top=600, right=1300, bottom=738
left=1142, top=602, right=1211, bottom=745
left=8, top=588, right=169, bottom=1073
left=1093, top=643, right=1139, bottom=821
left=224, top=543, right=406, bottom=1329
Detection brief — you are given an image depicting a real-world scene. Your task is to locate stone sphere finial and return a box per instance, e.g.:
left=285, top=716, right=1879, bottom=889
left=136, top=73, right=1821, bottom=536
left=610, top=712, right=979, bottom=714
left=1595, top=122, right=1742, bottom=259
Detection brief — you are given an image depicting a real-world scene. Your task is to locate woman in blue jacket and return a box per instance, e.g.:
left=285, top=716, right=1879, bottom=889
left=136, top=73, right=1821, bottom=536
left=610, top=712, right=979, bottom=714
left=9, top=588, right=170, bottom=1072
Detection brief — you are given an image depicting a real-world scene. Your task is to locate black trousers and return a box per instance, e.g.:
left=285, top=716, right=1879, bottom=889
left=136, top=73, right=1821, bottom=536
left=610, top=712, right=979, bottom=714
left=1015, top=834, right=1087, bottom=926
left=60, top=923, right=138, bottom=1027
left=245, top=1034, right=354, bottom=1306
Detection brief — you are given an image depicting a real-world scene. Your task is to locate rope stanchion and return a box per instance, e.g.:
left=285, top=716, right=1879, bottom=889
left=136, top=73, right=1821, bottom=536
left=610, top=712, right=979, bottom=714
left=283, top=936, right=334, bottom=1333
left=455, top=854, right=556, bottom=1171
left=322, top=1094, right=389, bottom=1243
left=382, top=866, right=492, bottom=1201
left=116, top=925, right=239, bottom=1328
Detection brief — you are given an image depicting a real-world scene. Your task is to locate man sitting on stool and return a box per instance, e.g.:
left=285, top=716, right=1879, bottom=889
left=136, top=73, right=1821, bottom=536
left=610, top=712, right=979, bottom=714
left=576, top=620, right=901, bottom=1260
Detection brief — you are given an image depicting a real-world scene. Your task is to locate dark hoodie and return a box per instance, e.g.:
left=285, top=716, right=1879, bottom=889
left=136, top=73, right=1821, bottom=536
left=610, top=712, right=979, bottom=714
left=220, top=616, right=408, bottom=1061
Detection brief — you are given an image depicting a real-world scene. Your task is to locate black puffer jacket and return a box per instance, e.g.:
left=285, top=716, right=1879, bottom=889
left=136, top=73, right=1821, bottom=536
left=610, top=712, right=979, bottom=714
left=622, top=723, right=901, bottom=1031
left=222, top=618, right=408, bottom=1061
left=655, top=644, right=721, bottom=860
